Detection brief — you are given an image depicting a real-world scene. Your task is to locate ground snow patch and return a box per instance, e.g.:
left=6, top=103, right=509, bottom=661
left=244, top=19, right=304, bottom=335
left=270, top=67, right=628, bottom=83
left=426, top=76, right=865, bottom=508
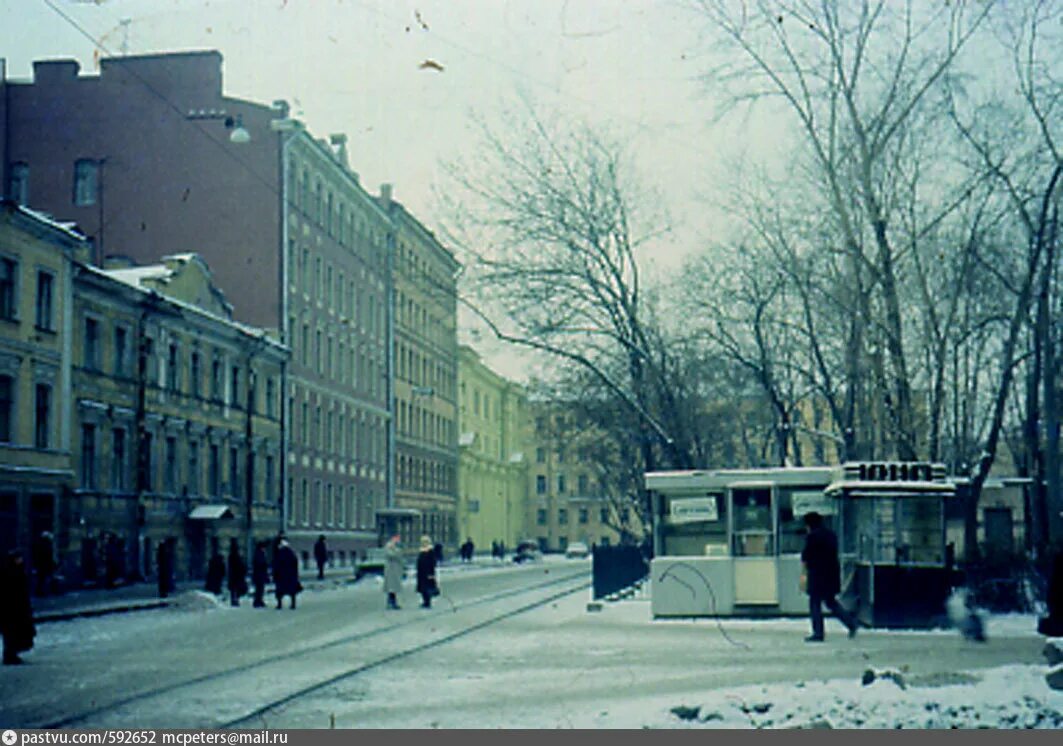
left=659, top=664, right=1063, bottom=729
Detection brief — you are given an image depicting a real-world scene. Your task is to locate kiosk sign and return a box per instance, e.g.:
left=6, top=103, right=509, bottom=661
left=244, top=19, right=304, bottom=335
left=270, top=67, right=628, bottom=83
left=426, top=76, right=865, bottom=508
left=791, top=490, right=834, bottom=516
left=670, top=496, right=719, bottom=523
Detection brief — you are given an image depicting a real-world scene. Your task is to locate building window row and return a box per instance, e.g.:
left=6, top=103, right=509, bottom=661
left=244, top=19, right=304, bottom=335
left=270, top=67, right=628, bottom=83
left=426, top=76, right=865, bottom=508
left=291, top=478, right=375, bottom=529
left=397, top=455, right=454, bottom=495
left=78, top=422, right=275, bottom=501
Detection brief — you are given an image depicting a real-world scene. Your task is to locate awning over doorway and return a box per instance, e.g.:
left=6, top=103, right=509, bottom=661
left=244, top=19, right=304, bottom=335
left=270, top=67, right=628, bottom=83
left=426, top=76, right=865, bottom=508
left=188, top=504, right=235, bottom=520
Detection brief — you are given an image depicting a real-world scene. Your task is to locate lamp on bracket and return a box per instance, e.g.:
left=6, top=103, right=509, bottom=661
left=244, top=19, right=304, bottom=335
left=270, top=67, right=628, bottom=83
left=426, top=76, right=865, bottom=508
left=187, top=108, right=251, bottom=144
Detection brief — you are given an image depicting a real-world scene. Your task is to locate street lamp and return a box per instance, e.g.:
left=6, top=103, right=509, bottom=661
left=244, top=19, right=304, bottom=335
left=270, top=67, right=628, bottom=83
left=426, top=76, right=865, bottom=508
left=186, top=109, right=252, bottom=144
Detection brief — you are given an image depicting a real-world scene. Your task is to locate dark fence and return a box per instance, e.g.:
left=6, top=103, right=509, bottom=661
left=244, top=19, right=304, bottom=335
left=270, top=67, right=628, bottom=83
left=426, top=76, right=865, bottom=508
left=592, top=545, right=649, bottom=600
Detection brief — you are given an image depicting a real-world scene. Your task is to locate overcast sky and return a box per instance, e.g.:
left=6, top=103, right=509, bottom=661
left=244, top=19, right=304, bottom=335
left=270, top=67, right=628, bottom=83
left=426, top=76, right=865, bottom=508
left=1, top=0, right=787, bottom=379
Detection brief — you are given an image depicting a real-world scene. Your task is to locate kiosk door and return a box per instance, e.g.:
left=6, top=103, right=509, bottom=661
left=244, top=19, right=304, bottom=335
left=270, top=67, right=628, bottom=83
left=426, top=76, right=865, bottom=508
left=731, top=485, right=778, bottom=604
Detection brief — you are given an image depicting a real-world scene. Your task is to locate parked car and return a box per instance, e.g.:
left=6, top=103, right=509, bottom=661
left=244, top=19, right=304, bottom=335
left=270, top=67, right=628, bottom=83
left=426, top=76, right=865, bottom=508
left=354, top=547, right=387, bottom=580
left=565, top=541, right=590, bottom=559
left=513, top=540, right=541, bottom=563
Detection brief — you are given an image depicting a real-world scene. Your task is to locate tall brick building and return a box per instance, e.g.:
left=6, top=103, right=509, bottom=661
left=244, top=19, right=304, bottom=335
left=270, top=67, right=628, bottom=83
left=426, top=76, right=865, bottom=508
left=1, top=52, right=393, bottom=563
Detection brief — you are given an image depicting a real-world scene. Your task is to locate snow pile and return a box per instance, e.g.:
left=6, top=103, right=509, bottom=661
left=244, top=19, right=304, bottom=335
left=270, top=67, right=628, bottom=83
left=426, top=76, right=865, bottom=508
left=168, top=590, right=226, bottom=611
left=658, top=665, right=1063, bottom=729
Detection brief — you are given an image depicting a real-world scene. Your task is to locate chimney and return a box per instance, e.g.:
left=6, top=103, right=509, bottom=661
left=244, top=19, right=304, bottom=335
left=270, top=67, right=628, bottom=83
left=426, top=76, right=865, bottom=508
left=272, top=99, right=290, bottom=119
left=329, top=133, right=349, bottom=168
left=380, top=183, right=393, bottom=208
left=32, top=59, right=81, bottom=84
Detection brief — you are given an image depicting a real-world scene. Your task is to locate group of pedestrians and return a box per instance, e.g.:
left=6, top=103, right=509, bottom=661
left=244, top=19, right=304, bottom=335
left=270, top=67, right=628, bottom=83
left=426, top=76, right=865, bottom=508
left=200, top=534, right=301, bottom=610
left=382, top=534, right=440, bottom=610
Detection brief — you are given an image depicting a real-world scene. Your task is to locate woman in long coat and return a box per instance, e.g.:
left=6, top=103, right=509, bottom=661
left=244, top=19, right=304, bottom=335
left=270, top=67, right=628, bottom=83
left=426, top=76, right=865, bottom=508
left=383, top=535, right=404, bottom=610
left=1, top=551, right=35, bottom=665
left=272, top=539, right=302, bottom=610
left=415, top=535, right=438, bottom=609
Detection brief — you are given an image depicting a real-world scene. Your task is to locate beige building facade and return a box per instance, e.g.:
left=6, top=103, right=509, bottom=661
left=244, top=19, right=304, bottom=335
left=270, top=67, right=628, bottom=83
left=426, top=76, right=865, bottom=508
left=376, top=188, right=460, bottom=550
left=456, top=345, right=527, bottom=552
left=0, top=202, right=85, bottom=572
left=525, top=402, right=642, bottom=553
left=70, top=253, right=287, bottom=584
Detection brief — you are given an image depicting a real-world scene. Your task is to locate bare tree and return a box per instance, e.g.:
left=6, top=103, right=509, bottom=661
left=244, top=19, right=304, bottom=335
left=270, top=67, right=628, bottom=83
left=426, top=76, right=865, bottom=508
left=693, top=0, right=995, bottom=460
left=440, top=104, right=693, bottom=473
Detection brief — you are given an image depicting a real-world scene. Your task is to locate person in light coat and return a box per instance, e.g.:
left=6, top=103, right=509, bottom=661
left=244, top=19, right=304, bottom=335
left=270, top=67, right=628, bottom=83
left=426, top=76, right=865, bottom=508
left=383, top=535, right=404, bottom=610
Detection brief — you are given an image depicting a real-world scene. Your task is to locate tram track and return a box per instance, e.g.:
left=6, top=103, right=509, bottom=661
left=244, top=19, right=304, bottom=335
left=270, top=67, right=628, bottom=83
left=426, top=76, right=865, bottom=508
left=41, top=567, right=590, bottom=729
left=220, top=576, right=591, bottom=728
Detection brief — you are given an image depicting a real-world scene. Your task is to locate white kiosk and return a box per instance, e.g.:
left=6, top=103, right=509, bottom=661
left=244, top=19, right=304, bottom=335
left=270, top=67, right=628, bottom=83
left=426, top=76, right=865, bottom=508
left=646, top=467, right=835, bottom=617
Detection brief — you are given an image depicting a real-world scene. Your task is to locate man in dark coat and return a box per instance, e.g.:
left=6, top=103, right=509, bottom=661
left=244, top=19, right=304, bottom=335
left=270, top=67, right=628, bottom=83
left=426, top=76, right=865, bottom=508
left=272, top=538, right=301, bottom=609
left=801, top=511, right=858, bottom=641
left=251, top=541, right=270, bottom=608
left=205, top=547, right=226, bottom=595
left=227, top=538, right=248, bottom=607
left=156, top=538, right=175, bottom=598
left=1, top=551, right=36, bottom=664
left=416, top=535, right=438, bottom=609
left=314, top=535, right=328, bottom=580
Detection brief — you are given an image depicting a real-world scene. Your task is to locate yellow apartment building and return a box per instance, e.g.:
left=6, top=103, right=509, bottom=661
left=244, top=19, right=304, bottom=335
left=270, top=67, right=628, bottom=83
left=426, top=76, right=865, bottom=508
left=456, top=345, right=528, bottom=552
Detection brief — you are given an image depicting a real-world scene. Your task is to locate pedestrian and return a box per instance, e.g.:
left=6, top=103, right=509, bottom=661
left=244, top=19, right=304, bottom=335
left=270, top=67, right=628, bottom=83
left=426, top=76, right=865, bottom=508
left=227, top=538, right=248, bottom=607
left=156, top=538, right=175, bottom=599
left=498, top=541, right=506, bottom=561
left=491, top=540, right=499, bottom=561
left=251, top=541, right=270, bottom=608
left=32, top=531, right=57, bottom=596
left=800, top=511, right=858, bottom=642
left=272, top=537, right=302, bottom=610
left=1, top=550, right=36, bottom=665
left=314, top=534, right=328, bottom=580
left=205, top=545, right=226, bottom=595
left=383, top=535, right=404, bottom=610
left=416, top=535, right=438, bottom=609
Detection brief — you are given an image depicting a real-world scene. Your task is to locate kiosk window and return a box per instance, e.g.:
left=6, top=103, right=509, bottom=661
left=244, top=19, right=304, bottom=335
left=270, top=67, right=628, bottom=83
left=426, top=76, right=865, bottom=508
left=732, top=487, right=773, bottom=556
left=661, top=493, right=726, bottom=556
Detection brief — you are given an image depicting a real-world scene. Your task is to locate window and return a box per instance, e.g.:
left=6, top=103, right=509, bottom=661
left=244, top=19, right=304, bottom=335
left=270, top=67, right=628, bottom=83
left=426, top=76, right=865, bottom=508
left=8, top=163, right=29, bottom=205
left=167, top=343, right=179, bottom=391
left=190, top=352, right=201, bottom=397
left=265, top=455, right=274, bottom=504
left=578, top=475, right=588, bottom=494
left=209, top=445, right=220, bottom=496
left=188, top=440, right=199, bottom=495
left=601, top=508, right=609, bottom=523
left=111, top=428, right=126, bottom=490
left=34, top=384, right=50, bottom=449
left=301, top=479, right=310, bottom=525
left=84, top=318, right=100, bottom=370
left=164, top=437, right=177, bottom=493
left=266, top=378, right=276, bottom=417
left=229, top=446, right=239, bottom=497
left=73, top=159, right=99, bottom=206
left=556, top=447, right=565, bottom=463
left=536, top=447, right=545, bottom=464
left=557, top=475, right=566, bottom=494
left=35, top=272, right=54, bottom=330
left=468, top=499, right=480, bottom=513
left=536, top=475, right=546, bottom=495
left=537, top=508, right=547, bottom=526
left=231, top=365, right=240, bottom=405
left=300, top=401, right=309, bottom=445
left=579, top=507, right=588, bottom=524
left=326, top=483, right=333, bottom=525
left=0, top=375, right=12, bottom=443
left=80, top=424, right=97, bottom=489
left=558, top=509, right=568, bottom=525
left=142, top=433, right=153, bottom=491
left=0, top=257, right=18, bottom=320
left=211, top=357, right=222, bottom=399
left=114, top=327, right=128, bottom=376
